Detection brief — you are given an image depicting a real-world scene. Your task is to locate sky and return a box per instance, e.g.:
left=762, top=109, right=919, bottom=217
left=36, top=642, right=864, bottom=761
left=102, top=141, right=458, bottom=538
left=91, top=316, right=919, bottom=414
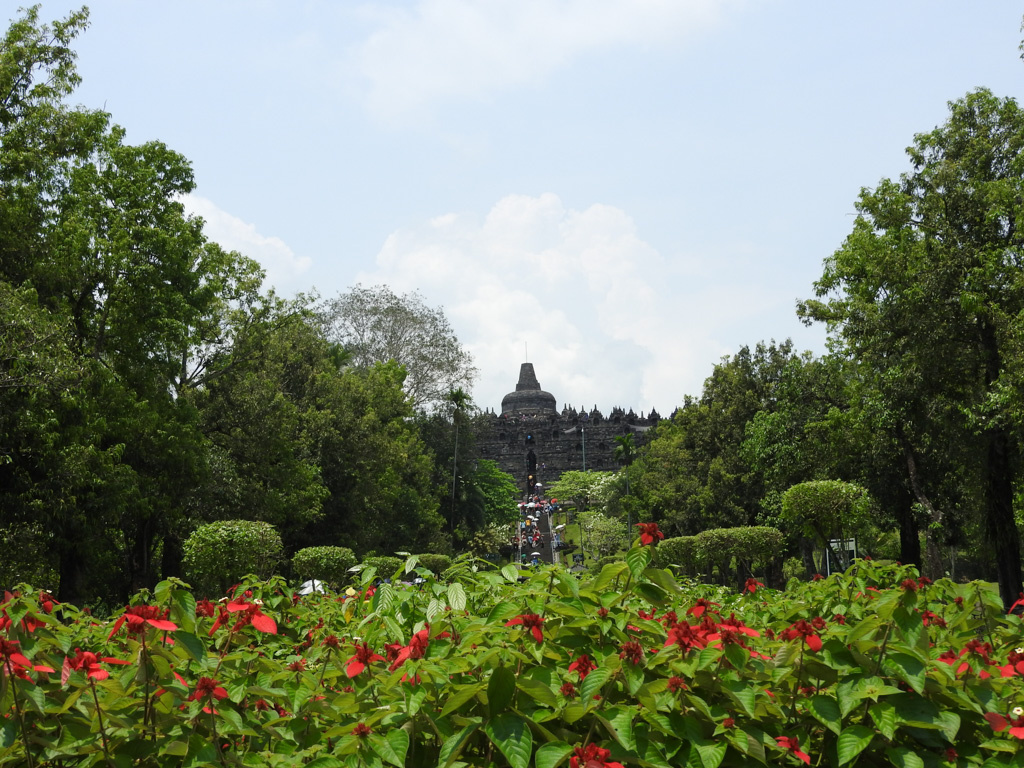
left=28, top=1, right=1024, bottom=414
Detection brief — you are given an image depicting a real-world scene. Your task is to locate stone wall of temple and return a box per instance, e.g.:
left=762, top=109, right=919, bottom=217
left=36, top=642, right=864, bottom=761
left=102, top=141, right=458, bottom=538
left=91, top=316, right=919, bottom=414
left=475, top=363, right=662, bottom=494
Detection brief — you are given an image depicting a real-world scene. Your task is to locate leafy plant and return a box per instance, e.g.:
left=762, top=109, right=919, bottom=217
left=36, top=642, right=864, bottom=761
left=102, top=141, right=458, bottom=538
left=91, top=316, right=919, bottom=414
left=4, top=526, right=1024, bottom=767
left=292, top=546, right=358, bottom=586
left=181, top=520, right=283, bottom=597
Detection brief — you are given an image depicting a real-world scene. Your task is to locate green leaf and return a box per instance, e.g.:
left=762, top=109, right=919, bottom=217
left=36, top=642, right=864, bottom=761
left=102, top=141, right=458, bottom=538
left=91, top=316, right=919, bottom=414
left=886, top=652, right=926, bottom=694
left=627, top=545, right=652, bottom=580
left=581, top=668, right=611, bottom=703
left=837, top=724, right=874, bottom=766
left=384, top=729, right=410, bottom=767
left=806, top=694, right=842, bottom=736
left=722, top=681, right=756, bottom=718
left=484, top=713, right=533, bottom=768
left=447, top=582, right=467, bottom=611
left=438, top=722, right=481, bottom=767
left=370, top=731, right=404, bottom=768
left=642, top=567, right=681, bottom=593
left=501, top=564, right=520, bottom=582
left=592, top=561, right=630, bottom=592
left=171, top=630, right=207, bottom=662
left=635, top=582, right=669, bottom=606
left=598, top=706, right=636, bottom=751
left=517, top=677, right=557, bottom=707
left=488, top=665, right=517, bottom=718
left=883, top=747, right=924, bottom=768
left=694, top=738, right=728, bottom=768
left=869, top=701, right=897, bottom=740
left=305, top=758, right=344, bottom=768
left=536, top=741, right=574, bottom=768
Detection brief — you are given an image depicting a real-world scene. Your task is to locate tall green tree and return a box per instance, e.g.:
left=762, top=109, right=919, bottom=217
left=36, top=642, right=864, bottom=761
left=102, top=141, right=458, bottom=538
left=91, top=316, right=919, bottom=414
left=800, top=89, right=1024, bottom=607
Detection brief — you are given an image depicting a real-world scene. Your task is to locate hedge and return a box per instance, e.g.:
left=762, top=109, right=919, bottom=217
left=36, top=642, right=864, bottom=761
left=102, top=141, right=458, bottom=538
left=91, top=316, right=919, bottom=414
left=292, top=546, right=358, bottom=586
left=182, top=520, right=283, bottom=597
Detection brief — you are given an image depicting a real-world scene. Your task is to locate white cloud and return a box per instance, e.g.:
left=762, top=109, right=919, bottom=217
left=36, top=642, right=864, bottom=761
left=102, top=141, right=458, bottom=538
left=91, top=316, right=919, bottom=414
left=357, top=192, right=758, bottom=415
left=182, top=195, right=311, bottom=294
left=352, top=0, right=736, bottom=122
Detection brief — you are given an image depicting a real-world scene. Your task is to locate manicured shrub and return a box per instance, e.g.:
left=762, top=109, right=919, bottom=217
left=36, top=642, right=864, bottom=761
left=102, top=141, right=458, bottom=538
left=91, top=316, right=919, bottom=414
left=652, top=535, right=697, bottom=574
left=292, top=546, right=357, bottom=586
left=692, top=526, right=784, bottom=586
left=589, top=554, right=622, bottom=575
left=182, top=520, right=282, bottom=597
left=416, top=553, right=453, bottom=577
left=360, top=555, right=404, bottom=582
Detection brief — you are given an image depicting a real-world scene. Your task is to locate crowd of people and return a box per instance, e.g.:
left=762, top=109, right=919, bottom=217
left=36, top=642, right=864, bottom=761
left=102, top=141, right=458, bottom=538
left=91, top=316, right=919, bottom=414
left=509, top=494, right=567, bottom=567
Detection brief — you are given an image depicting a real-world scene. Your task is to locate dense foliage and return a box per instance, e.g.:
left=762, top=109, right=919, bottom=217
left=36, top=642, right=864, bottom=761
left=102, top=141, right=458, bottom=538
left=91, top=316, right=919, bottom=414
left=182, top=521, right=284, bottom=597
left=292, top=547, right=359, bottom=587
left=4, top=535, right=1024, bottom=767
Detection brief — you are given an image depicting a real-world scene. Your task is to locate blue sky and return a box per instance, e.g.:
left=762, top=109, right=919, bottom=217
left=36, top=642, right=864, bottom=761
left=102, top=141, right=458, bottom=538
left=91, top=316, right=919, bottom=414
left=30, top=1, right=1024, bottom=413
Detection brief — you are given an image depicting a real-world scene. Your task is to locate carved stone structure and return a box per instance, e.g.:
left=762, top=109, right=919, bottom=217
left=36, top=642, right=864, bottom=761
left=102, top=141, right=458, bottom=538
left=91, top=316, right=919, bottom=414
left=477, top=363, right=662, bottom=494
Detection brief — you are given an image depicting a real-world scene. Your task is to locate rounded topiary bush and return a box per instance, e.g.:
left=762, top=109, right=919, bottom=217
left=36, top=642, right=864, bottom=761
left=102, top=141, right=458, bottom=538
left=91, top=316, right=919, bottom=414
left=292, top=546, right=357, bottom=586
left=416, top=553, right=452, bottom=577
left=361, top=556, right=404, bottom=582
left=182, top=520, right=283, bottom=597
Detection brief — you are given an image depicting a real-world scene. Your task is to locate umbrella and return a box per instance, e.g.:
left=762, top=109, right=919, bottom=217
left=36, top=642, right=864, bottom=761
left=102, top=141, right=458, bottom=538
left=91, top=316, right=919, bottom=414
left=535, top=483, right=543, bottom=487
left=298, top=579, right=325, bottom=595
left=531, top=551, right=541, bottom=556
left=551, top=498, right=558, bottom=503
left=555, top=524, right=566, bottom=530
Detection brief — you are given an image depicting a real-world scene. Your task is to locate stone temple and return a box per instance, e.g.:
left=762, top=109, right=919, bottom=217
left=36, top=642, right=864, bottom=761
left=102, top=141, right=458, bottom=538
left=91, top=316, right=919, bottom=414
left=477, top=363, right=661, bottom=495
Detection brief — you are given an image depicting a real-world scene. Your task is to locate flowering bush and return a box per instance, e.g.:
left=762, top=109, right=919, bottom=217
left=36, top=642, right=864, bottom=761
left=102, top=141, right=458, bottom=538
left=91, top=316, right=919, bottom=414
left=3, top=534, right=1024, bottom=766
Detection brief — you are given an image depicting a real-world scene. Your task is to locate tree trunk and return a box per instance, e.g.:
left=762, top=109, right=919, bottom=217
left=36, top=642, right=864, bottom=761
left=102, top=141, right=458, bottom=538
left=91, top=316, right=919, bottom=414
left=986, top=425, right=1022, bottom=610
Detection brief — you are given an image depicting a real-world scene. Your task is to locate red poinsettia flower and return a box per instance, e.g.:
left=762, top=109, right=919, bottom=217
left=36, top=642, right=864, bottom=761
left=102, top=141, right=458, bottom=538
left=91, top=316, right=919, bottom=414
left=0, top=639, right=55, bottom=682
left=224, top=598, right=277, bottom=634
left=666, top=676, right=687, bottom=693
left=780, top=620, right=823, bottom=653
left=346, top=641, right=385, bottom=677
left=189, top=676, right=229, bottom=714
left=635, top=522, right=664, bottom=546
left=985, top=709, right=1024, bottom=739
left=505, top=613, right=545, bottom=644
left=107, top=604, right=178, bottom=640
left=388, top=628, right=431, bottom=671
left=686, top=598, right=719, bottom=618
left=568, top=653, right=597, bottom=680
left=619, top=641, right=644, bottom=666
left=776, top=736, right=811, bottom=764
left=195, top=598, right=216, bottom=618
left=570, top=744, right=625, bottom=768
left=744, top=578, right=764, bottom=593
left=61, top=649, right=129, bottom=684
left=560, top=681, right=577, bottom=698
left=352, top=722, right=372, bottom=737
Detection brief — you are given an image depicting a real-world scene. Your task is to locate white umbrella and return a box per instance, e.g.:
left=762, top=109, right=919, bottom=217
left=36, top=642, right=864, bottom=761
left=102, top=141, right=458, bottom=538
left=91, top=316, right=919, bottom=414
left=527, top=502, right=537, bottom=508
left=555, top=524, right=566, bottom=530
left=531, top=551, right=541, bottom=556
left=298, top=579, right=325, bottom=595
left=535, top=483, right=543, bottom=487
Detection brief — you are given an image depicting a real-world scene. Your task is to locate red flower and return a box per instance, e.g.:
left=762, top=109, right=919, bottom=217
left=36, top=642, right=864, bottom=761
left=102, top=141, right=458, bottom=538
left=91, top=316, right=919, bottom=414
left=723, top=717, right=735, bottom=728
left=352, top=722, right=371, bottom=738
left=635, top=522, right=664, bottom=546
left=686, top=598, right=719, bottom=618
left=780, top=620, right=823, bottom=653
left=190, top=676, right=229, bottom=701
left=196, top=599, right=216, bottom=618
left=0, top=639, right=54, bottom=682
left=322, top=634, right=341, bottom=650
left=900, top=579, right=919, bottom=592
left=388, top=628, right=430, bottom=671
left=619, top=641, right=644, bottom=666
left=505, top=613, right=545, bottom=644
left=346, top=642, right=385, bottom=677
left=832, top=614, right=847, bottom=625
left=568, top=654, right=597, bottom=680
left=286, top=658, right=306, bottom=672
left=775, top=736, right=811, bottom=764
left=985, top=711, right=1024, bottom=739
left=188, top=676, right=228, bottom=715
left=560, top=681, right=577, bottom=698
left=62, top=649, right=129, bottom=684
left=921, top=611, right=946, bottom=628
left=597, top=607, right=609, bottom=619
left=107, top=604, right=178, bottom=640
left=570, top=744, right=625, bottom=768
left=225, top=598, right=277, bottom=634
left=744, top=578, right=764, bottom=594
left=811, top=573, right=824, bottom=581
left=666, top=676, right=687, bottom=693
